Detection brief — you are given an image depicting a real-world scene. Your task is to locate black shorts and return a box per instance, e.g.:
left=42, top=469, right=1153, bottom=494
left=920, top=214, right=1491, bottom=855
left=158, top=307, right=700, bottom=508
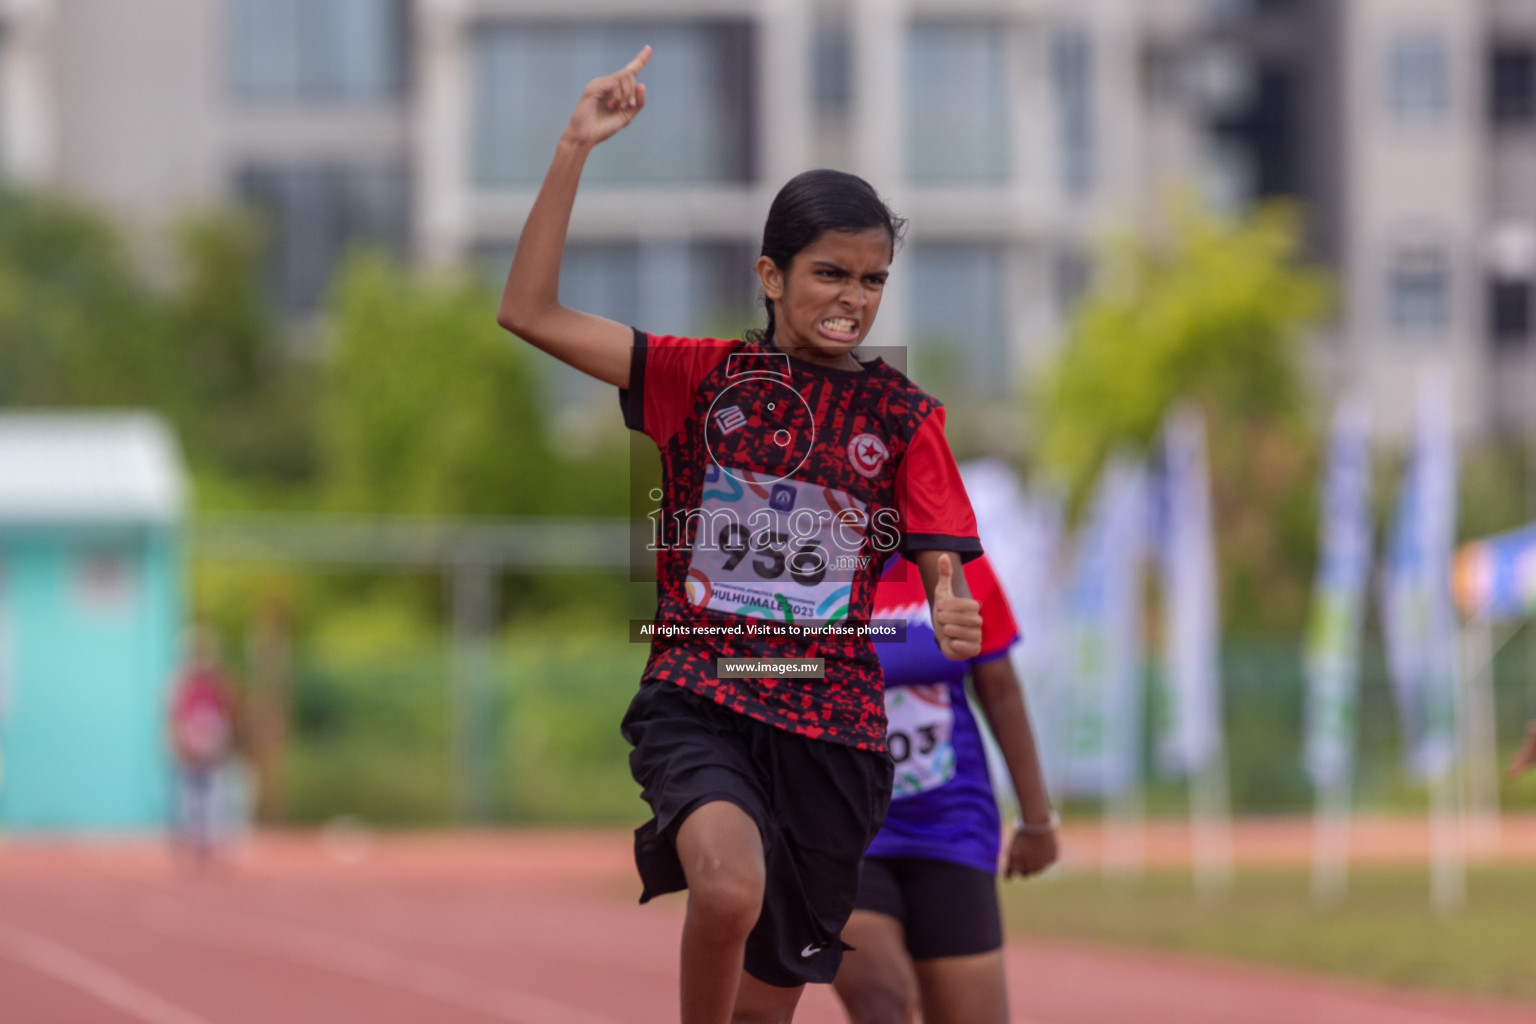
left=622, top=680, right=894, bottom=988
left=852, top=856, right=1003, bottom=960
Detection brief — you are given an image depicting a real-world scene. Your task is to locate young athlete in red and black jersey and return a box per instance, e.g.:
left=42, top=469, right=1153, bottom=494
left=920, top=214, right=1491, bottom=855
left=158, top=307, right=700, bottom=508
left=497, top=48, right=984, bottom=1024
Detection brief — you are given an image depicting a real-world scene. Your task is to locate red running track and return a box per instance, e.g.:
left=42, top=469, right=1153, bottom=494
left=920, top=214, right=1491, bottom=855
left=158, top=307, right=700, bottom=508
left=1, top=830, right=1533, bottom=1024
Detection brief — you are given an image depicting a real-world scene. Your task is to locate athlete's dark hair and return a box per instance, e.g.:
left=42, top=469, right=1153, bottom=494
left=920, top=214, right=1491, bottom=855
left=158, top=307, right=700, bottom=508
left=747, top=169, right=907, bottom=346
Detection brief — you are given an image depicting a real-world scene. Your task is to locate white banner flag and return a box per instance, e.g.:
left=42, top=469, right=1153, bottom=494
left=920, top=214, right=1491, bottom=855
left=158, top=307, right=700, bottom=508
left=1153, top=406, right=1224, bottom=777
left=1382, top=378, right=1463, bottom=913
left=1154, top=406, right=1233, bottom=902
left=1305, top=398, right=1373, bottom=789
left=1381, top=380, right=1460, bottom=781
left=1011, top=492, right=1068, bottom=797
left=960, top=461, right=1067, bottom=800
left=1061, top=455, right=1147, bottom=799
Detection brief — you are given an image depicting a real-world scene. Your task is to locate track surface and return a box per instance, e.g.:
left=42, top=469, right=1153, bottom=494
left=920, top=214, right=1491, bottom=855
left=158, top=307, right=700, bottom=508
left=2, top=827, right=1534, bottom=1024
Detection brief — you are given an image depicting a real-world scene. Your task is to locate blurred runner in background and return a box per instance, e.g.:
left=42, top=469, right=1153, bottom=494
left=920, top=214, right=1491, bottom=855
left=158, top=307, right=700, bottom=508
left=169, top=627, right=236, bottom=865
left=1509, top=721, right=1536, bottom=780
left=835, top=552, right=1057, bottom=1024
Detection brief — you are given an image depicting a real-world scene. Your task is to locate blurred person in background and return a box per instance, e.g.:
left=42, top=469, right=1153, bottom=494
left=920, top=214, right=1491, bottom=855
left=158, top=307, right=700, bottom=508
left=834, top=552, right=1057, bottom=1024
left=1509, top=721, right=1536, bottom=780
left=169, top=626, right=236, bottom=865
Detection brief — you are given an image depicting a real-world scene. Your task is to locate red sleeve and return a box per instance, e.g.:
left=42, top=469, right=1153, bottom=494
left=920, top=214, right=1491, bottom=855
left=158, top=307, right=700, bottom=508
left=895, top=406, right=983, bottom=563
left=618, top=330, right=735, bottom=446
left=964, top=554, right=1020, bottom=663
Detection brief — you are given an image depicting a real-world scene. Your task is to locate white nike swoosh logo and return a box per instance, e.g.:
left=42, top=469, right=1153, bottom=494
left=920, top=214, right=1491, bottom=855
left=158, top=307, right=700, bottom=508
left=800, top=944, right=825, bottom=958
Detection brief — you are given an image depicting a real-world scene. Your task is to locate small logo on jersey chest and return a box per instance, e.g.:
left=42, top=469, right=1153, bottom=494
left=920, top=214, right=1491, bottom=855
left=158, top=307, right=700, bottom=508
left=714, top=405, right=748, bottom=435
left=847, top=433, right=889, bottom=478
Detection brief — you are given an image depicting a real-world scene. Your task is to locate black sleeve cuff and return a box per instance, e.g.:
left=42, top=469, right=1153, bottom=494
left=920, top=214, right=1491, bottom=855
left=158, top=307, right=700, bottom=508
left=617, top=327, right=648, bottom=432
left=900, top=534, right=984, bottom=564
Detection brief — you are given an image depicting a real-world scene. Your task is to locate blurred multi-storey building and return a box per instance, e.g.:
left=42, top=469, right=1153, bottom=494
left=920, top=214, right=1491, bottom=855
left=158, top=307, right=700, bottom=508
left=0, top=0, right=1532, bottom=439
left=1201, top=0, right=1536, bottom=437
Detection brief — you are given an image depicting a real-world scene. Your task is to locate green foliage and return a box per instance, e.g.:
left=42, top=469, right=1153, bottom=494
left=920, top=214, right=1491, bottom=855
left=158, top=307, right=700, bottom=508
left=1036, top=199, right=1333, bottom=631
left=321, top=255, right=553, bottom=516
left=165, top=211, right=318, bottom=481
left=275, top=622, right=1536, bottom=826
left=0, top=188, right=168, bottom=407
left=499, top=622, right=649, bottom=823
left=280, top=616, right=647, bottom=825
left=0, top=188, right=316, bottom=481
left=285, top=646, right=451, bottom=823
left=1038, top=199, right=1330, bottom=486
left=1459, top=440, right=1535, bottom=541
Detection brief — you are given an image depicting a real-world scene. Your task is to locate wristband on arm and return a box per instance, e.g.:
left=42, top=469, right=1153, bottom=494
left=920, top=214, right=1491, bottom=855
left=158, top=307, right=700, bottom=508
left=1015, top=810, right=1061, bottom=835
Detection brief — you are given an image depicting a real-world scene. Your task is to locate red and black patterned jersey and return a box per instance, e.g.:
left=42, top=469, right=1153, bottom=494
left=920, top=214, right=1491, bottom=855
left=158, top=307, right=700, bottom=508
left=620, top=329, right=982, bottom=750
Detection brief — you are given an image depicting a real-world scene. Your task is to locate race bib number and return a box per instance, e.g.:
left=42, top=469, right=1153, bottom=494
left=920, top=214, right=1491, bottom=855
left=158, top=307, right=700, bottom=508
left=884, top=684, right=956, bottom=798
left=685, top=466, right=865, bottom=622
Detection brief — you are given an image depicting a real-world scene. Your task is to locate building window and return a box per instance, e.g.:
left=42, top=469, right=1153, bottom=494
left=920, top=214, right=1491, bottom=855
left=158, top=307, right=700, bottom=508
left=473, top=22, right=754, bottom=189
left=482, top=239, right=757, bottom=338
left=238, top=164, right=409, bottom=312
left=1054, top=29, right=1094, bottom=198
left=908, top=243, right=1008, bottom=396
left=1200, top=136, right=1255, bottom=216
left=231, top=0, right=405, bottom=103
left=1202, top=0, right=1252, bottom=20
left=1491, top=48, right=1536, bottom=125
left=1388, top=34, right=1449, bottom=124
left=1490, top=279, right=1532, bottom=348
left=481, top=239, right=756, bottom=404
left=814, top=25, right=852, bottom=124
left=560, top=243, right=644, bottom=330
left=1388, top=245, right=1449, bottom=335
left=906, top=23, right=1010, bottom=186
left=1054, top=247, right=1092, bottom=322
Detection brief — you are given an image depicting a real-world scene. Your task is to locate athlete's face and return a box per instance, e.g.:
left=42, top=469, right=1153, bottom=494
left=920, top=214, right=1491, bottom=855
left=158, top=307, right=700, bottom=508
left=756, top=227, right=892, bottom=370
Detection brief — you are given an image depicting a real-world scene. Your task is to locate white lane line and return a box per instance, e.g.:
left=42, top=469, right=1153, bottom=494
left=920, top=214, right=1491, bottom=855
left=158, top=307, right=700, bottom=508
left=135, top=900, right=623, bottom=1024
left=0, top=922, right=219, bottom=1024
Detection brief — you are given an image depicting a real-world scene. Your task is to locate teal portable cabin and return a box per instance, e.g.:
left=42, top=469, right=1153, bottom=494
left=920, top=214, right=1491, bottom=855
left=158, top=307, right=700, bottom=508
left=0, top=413, right=185, bottom=832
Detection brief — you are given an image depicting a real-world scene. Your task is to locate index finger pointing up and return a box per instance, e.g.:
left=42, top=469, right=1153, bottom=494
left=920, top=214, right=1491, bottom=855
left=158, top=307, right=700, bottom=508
left=625, top=45, right=653, bottom=74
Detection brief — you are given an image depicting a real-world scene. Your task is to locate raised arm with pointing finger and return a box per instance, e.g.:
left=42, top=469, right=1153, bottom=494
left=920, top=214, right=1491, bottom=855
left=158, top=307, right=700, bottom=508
left=496, top=46, right=652, bottom=388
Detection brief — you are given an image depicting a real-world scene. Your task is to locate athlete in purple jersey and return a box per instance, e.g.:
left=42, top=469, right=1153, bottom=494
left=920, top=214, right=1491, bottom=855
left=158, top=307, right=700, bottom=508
left=834, top=553, right=1057, bottom=1024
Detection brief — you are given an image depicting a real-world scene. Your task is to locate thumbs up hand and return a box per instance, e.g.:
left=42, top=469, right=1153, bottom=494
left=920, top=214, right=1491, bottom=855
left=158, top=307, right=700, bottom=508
left=928, top=553, right=982, bottom=661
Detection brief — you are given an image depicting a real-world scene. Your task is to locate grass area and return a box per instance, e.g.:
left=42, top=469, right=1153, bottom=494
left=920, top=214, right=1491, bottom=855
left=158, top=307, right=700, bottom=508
left=286, top=648, right=451, bottom=823
left=283, top=622, right=648, bottom=825
left=500, top=624, right=649, bottom=823
left=1001, top=864, right=1536, bottom=1005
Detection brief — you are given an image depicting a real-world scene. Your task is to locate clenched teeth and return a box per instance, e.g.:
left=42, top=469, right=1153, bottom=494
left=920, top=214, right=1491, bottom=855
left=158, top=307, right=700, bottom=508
left=822, top=318, right=856, bottom=332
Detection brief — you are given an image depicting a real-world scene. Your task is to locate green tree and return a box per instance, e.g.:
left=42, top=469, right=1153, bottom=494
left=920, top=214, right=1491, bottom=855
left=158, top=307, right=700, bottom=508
left=0, top=188, right=166, bottom=406
left=165, top=210, right=317, bottom=482
left=1037, top=199, right=1332, bottom=632
left=321, top=254, right=552, bottom=516
left=0, top=188, right=315, bottom=482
